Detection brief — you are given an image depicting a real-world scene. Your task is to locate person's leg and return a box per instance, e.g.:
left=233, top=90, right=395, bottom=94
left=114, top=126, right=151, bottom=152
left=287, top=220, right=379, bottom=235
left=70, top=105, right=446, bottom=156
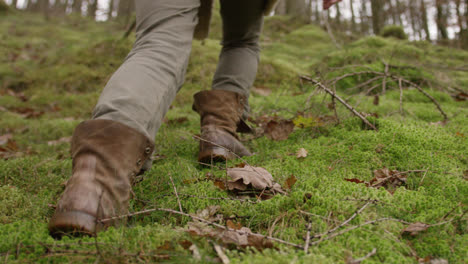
left=212, top=0, right=264, bottom=114
left=193, top=0, right=264, bottom=163
left=93, top=0, right=200, bottom=140
left=49, top=0, right=200, bottom=238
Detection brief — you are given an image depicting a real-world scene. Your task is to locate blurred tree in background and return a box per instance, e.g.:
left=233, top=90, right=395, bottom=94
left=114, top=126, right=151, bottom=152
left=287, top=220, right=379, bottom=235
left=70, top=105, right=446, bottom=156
left=3, top=0, right=468, bottom=49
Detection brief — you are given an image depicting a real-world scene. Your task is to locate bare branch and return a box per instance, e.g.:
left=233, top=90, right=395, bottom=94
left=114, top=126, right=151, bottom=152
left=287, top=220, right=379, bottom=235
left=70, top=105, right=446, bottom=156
left=392, top=77, right=448, bottom=120
left=100, top=208, right=303, bottom=249
left=300, top=76, right=378, bottom=131
left=169, top=175, right=183, bottom=213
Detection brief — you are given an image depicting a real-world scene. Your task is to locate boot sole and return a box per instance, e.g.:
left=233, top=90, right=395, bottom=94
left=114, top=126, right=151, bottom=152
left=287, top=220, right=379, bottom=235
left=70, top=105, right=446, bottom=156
left=198, top=147, right=236, bottom=164
left=49, top=211, right=97, bottom=239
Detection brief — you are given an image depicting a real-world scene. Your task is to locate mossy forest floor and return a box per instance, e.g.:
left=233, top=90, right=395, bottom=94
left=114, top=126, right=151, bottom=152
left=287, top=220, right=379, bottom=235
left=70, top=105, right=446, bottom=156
left=1, top=10, right=467, bottom=264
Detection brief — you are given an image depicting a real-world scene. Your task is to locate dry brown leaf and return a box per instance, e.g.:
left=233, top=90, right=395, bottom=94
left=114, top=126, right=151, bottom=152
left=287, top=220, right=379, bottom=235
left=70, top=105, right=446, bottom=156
left=166, top=117, right=188, bottom=125
left=284, top=175, right=297, bottom=190
left=251, top=86, right=272, bottom=97
left=214, top=180, right=226, bottom=190
left=10, top=107, right=44, bottom=119
left=370, top=168, right=407, bottom=190
left=47, top=136, right=71, bottom=146
left=401, top=222, right=430, bottom=236
left=296, top=148, right=308, bottom=158
left=453, top=92, right=468, bottom=101
left=226, top=166, right=286, bottom=197
left=373, top=95, right=379, bottom=106
left=264, top=120, right=294, bottom=141
left=345, top=178, right=367, bottom=185
left=344, top=168, right=408, bottom=193
left=429, top=120, right=448, bottom=126
left=187, top=221, right=273, bottom=250
left=3, top=89, right=28, bottom=102
left=226, top=220, right=242, bottom=230
left=194, top=205, right=223, bottom=223
left=0, top=134, right=13, bottom=146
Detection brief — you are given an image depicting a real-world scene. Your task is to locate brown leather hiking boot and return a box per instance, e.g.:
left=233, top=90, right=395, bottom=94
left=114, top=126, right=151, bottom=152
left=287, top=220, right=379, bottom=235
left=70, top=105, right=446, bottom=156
left=193, top=90, right=252, bottom=163
left=48, top=120, right=154, bottom=238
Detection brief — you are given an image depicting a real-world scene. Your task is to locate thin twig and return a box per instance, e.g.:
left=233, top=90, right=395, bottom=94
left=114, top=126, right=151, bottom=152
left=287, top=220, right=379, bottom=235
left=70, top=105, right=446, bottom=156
left=299, top=210, right=341, bottom=223
left=382, top=60, right=389, bottom=95
left=349, top=76, right=384, bottom=93
left=392, top=77, right=448, bottom=120
left=304, top=222, right=312, bottom=254
left=169, top=175, right=183, bottom=213
left=398, top=78, right=403, bottom=114
left=100, top=208, right=303, bottom=249
left=213, top=243, right=230, bottom=264
left=300, top=76, right=378, bottom=131
left=180, top=194, right=258, bottom=204
left=309, top=218, right=412, bottom=246
left=316, top=201, right=372, bottom=238
left=331, top=71, right=385, bottom=84
left=349, top=248, right=377, bottom=264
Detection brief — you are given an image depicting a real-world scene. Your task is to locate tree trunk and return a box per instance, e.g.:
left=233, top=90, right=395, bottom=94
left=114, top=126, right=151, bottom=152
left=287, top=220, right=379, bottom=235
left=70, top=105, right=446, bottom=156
left=117, top=0, right=134, bottom=18
left=420, top=0, right=431, bottom=40
left=395, top=0, right=403, bottom=25
left=107, top=0, right=114, bottom=19
left=314, top=0, right=320, bottom=24
left=335, top=2, right=341, bottom=26
left=87, top=0, right=97, bottom=19
left=11, top=0, right=17, bottom=9
left=286, top=0, right=308, bottom=21
left=387, top=0, right=397, bottom=25
left=370, top=0, right=383, bottom=34
left=349, top=0, right=356, bottom=31
left=72, top=0, right=82, bottom=14
left=409, top=1, right=418, bottom=39
left=436, top=0, right=448, bottom=40
left=360, top=1, right=369, bottom=34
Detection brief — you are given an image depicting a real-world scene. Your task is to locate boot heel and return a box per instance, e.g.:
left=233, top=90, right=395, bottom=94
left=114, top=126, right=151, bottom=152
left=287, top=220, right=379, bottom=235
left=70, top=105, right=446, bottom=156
left=198, top=147, right=236, bottom=164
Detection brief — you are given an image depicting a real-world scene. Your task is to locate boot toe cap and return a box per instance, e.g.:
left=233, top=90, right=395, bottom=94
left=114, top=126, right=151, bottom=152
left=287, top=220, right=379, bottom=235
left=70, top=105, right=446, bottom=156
left=49, top=211, right=97, bottom=239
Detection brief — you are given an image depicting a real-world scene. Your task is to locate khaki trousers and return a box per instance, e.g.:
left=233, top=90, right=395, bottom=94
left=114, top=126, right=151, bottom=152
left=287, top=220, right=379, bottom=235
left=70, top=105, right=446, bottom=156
left=92, top=0, right=264, bottom=141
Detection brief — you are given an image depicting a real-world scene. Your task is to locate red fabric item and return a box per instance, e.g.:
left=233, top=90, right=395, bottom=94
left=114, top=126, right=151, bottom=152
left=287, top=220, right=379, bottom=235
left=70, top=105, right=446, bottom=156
left=323, top=0, right=342, bottom=10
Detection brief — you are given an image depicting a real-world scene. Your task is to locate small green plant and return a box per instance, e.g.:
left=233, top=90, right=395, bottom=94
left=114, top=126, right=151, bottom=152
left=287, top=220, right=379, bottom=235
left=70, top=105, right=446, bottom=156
left=380, top=25, right=408, bottom=40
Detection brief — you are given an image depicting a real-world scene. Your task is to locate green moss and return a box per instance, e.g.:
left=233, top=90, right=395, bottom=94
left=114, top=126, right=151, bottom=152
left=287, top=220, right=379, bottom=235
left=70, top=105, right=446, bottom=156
left=380, top=25, right=408, bottom=40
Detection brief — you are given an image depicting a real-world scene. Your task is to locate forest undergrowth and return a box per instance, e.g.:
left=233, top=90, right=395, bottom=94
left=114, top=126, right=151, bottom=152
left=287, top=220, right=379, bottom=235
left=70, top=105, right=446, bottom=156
left=0, top=10, right=467, bottom=264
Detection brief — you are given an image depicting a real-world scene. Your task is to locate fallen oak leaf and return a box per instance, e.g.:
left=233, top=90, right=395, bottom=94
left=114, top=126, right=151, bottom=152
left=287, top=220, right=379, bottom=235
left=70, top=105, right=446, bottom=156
left=226, top=166, right=286, bottom=196
left=370, top=168, right=407, bottom=189
left=264, top=120, right=294, bottom=141
left=251, top=86, right=272, bottom=97
left=284, top=174, right=297, bottom=190
left=345, top=178, right=368, bottom=185
left=47, top=136, right=71, bottom=146
left=10, top=107, right=44, bottom=119
left=401, top=222, right=430, bottom=236
left=187, top=221, right=274, bottom=250
left=0, top=134, right=13, bottom=146
left=296, top=148, right=308, bottom=158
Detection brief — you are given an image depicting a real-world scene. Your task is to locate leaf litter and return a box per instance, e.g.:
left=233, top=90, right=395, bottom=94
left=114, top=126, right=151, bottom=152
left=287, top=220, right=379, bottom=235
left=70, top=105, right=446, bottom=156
left=187, top=206, right=274, bottom=250
left=345, top=168, right=408, bottom=193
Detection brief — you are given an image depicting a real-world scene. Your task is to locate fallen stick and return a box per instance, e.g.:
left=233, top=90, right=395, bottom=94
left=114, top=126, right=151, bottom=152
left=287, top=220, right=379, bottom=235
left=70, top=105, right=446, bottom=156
left=169, top=175, right=183, bottom=213
left=392, top=77, right=448, bottom=120
left=300, top=76, right=378, bottom=131
left=99, top=208, right=303, bottom=249
left=304, top=222, right=312, bottom=254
